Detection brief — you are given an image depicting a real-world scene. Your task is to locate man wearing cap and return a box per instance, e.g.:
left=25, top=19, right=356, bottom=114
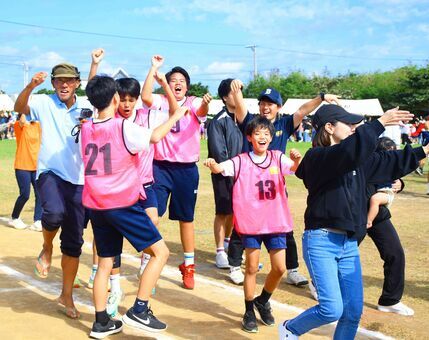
left=14, top=63, right=90, bottom=319
left=233, top=89, right=340, bottom=287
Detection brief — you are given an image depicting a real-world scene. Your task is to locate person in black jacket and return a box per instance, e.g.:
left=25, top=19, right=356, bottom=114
left=363, top=137, right=414, bottom=316
left=207, top=78, right=246, bottom=275
left=278, top=104, right=429, bottom=340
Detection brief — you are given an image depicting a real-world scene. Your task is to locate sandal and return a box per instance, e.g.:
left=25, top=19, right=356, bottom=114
left=34, top=251, right=50, bottom=279
left=56, top=298, right=81, bottom=319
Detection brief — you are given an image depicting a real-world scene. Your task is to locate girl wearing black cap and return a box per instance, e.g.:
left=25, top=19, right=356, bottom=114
left=278, top=104, right=429, bottom=340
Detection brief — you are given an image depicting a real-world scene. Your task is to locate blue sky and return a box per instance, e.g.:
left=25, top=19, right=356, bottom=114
left=1, top=0, right=428, bottom=95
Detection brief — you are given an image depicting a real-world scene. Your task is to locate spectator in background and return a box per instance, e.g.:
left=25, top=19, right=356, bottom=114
left=8, top=113, right=42, bottom=231
left=400, top=122, right=412, bottom=145
left=0, top=111, right=8, bottom=139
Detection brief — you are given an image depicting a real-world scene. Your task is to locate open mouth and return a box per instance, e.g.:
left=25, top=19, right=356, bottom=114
left=257, top=141, right=267, bottom=145
left=174, top=86, right=182, bottom=94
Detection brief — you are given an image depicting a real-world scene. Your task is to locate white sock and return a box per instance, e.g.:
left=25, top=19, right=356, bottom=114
left=110, top=273, right=121, bottom=293
left=140, top=253, right=151, bottom=271
left=223, top=238, right=230, bottom=251
left=184, top=252, right=194, bottom=266
left=90, top=265, right=98, bottom=280
left=216, top=247, right=225, bottom=253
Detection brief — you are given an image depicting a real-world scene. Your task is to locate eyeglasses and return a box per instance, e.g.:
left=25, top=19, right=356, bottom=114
left=53, top=78, right=79, bottom=85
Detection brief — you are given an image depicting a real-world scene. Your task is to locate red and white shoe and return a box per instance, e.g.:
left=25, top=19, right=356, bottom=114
left=179, top=263, right=195, bottom=289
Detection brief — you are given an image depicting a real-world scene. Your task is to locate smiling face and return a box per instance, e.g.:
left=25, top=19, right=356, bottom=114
left=168, top=72, right=188, bottom=101
left=118, top=94, right=138, bottom=119
left=247, top=126, right=273, bottom=156
left=259, top=99, right=281, bottom=122
left=51, top=77, right=80, bottom=108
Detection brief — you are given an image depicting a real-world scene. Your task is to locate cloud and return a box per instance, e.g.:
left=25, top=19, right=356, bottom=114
left=205, top=61, right=245, bottom=74
left=27, top=51, right=65, bottom=69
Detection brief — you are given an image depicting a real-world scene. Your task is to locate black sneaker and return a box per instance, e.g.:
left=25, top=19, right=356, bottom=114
left=122, top=307, right=167, bottom=332
left=242, top=310, right=258, bottom=333
left=89, top=318, right=123, bottom=339
left=253, top=298, right=275, bottom=326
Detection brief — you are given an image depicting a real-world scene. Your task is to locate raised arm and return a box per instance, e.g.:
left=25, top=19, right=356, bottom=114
left=141, top=55, right=164, bottom=108
left=150, top=106, right=188, bottom=143
left=14, top=72, right=48, bottom=115
left=231, top=79, right=247, bottom=122
left=196, top=93, right=212, bottom=117
left=154, top=71, right=178, bottom=115
left=88, top=48, right=104, bottom=81
left=293, top=93, right=340, bottom=128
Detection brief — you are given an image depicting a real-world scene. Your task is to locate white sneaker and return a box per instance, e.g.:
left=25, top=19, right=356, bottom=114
left=107, top=290, right=123, bottom=317
left=215, top=251, right=229, bottom=269
left=278, top=320, right=298, bottom=339
left=29, top=220, right=42, bottom=232
left=308, top=281, right=318, bottom=301
left=285, top=269, right=309, bottom=286
left=8, top=218, right=27, bottom=230
left=229, top=266, right=244, bottom=285
left=377, top=302, right=414, bottom=316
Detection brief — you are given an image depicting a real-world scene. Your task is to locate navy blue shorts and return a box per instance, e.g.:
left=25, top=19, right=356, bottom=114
left=139, top=183, right=158, bottom=210
left=241, top=233, right=287, bottom=251
left=36, top=171, right=85, bottom=258
left=153, top=160, right=199, bottom=222
left=89, top=201, right=162, bottom=258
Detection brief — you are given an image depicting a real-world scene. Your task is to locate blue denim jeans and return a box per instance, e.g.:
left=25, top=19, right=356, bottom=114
left=287, top=229, right=363, bottom=340
left=12, top=169, right=42, bottom=221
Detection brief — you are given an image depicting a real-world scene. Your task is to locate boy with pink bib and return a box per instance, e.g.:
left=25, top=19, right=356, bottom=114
left=141, top=55, right=212, bottom=289
left=205, top=116, right=301, bottom=334
left=87, top=49, right=178, bottom=317
left=82, top=75, right=187, bottom=338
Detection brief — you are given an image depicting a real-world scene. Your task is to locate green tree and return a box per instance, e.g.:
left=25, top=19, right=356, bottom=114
left=188, top=82, right=209, bottom=97
left=35, top=88, right=55, bottom=95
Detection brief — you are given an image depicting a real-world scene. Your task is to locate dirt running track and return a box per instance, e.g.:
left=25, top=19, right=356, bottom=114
left=0, top=220, right=389, bottom=340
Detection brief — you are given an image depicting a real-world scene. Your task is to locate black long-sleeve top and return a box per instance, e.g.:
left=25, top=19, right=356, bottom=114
left=207, top=107, right=244, bottom=162
left=295, top=119, right=426, bottom=240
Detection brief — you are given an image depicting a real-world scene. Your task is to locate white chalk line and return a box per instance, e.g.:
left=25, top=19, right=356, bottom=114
left=85, top=242, right=394, bottom=339
left=0, top=243, right=392, bottom=339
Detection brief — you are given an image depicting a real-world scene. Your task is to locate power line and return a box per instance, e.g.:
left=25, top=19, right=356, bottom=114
left=1, top=19, right=427, bottom=62
left=0, top=19, right=245, bottom=47
left=260, top=46, right=428, bottom=62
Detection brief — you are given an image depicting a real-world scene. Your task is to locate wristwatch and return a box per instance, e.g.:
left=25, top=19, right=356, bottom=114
left=320, top=92, right=325, bottom=101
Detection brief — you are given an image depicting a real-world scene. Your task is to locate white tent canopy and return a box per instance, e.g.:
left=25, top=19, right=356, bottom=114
left=208, top=98, right=384, bottom=117
left=0, top=94, right=15, bottom=111
left=283, top=98, right=384, bottom=116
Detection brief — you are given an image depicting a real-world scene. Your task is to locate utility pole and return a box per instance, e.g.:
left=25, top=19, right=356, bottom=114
left=23, top=62, right=29, bottom=87
left=245, top=45, right=257, bottom=79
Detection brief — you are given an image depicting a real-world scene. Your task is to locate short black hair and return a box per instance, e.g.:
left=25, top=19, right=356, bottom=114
left=166, top=66, right=190, bottom=88
left=376, top=137, right=397, bottom=151
left=115, top=78, right=141, bottom=99
left=85, top=75, right=117, bottom=111
left=218, top=78, right=234, bottom=104
left=245, top=115, right=275, bottom=137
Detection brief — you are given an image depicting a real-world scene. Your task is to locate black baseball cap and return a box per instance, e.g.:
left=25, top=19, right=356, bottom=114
left=312, top=104, right=364, bottom=131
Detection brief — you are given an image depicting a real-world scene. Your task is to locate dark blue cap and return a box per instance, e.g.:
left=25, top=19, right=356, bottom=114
left=258, top=88, right=282, bottom=106
left=312, top=104, right=364, bottom=131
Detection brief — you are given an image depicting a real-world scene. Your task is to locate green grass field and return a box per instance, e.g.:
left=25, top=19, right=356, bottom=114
left=0, top=138, right=428, bottom=339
